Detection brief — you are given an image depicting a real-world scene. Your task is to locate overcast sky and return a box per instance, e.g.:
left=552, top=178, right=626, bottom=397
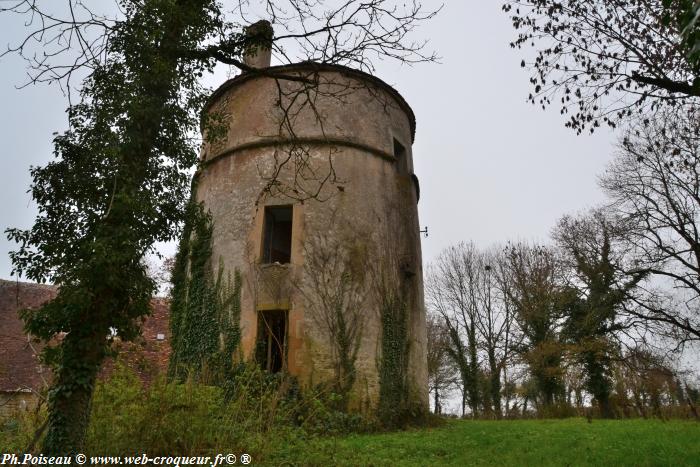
left=0, top=2, right=615, bottom=281
left=2, top=1, right=697, bottom=414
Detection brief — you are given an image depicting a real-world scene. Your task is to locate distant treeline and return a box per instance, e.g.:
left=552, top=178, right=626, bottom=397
left=427, top=111, right=700, bottom=419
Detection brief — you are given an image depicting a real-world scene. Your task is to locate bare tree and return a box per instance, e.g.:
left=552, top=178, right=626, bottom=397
left=473, top=248, right=516, bottom=419
left=426, top=312, right=456, bottom=414
left=2, top=1, right=440, bottom=202
left=426, top=243, right=482, bottom=417
left=618, top=345, right=680, bottom=418
left=600, top=107, right=700, bottom=343
left=1, top=1, right=439, bottom=93
left=503, top=242, right=566, bottom=412
left=2, top=0, right=439, bottom=454
left=553, top=208, right=647, bottom=418
left=494, top=251, right=527, bottom=418
left=503, top=1, right=699, bottom=134
left=426, top=244, right=519, bottom=419
left=295, top=213, right=369, bottom=406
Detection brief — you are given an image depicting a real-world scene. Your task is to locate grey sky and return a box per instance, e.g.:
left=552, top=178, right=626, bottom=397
left=0, top=2, right=615, bottom=281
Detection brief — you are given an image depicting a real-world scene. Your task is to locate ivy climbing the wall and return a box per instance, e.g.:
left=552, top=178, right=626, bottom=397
left=377, top=290, right=411, bottom=427
left=168, top=201, right=242, bottom=383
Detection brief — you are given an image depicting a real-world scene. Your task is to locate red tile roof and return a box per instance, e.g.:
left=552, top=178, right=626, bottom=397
left=0, top=280, right=56, bottom=393
left=101, top=297, right=171, bottom=385
left=0, top=279, right=171, bottom=393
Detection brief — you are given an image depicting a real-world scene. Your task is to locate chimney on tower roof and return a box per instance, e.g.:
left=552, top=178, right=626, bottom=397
left=243, top=20, right=273, bottom=69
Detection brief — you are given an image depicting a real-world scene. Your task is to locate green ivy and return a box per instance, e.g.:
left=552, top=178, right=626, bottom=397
left=168, top=202, right=241, bottom=383
left=377, top=292, right=411, bottom=428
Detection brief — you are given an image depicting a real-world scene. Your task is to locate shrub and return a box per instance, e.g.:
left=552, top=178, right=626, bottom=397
left=1, top=360, right=387, bottom=456
left=0, top=404, right=47, bottom=453
left=88, top=363, right=233, bottom=455
left=85, top=361, right=377, bottom=458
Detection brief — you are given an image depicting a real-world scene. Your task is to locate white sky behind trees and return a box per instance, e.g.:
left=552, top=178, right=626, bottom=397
left=0, top=2, right=614, bottom=280
left=1, top=0, right=697, bottom=415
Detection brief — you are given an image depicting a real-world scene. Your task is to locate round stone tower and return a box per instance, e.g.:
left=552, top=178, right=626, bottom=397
left=194, top=36, right=427, bottom=412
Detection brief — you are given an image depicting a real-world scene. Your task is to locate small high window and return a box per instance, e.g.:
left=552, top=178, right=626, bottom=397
left=262, top=205, right=293, bottom=264
left=256, top=310, right=288, bottom=373
left=393, top=138, right=408, bottom=174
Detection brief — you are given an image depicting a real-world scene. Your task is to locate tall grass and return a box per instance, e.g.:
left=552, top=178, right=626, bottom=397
left=1, top=362, right=374, bottom=458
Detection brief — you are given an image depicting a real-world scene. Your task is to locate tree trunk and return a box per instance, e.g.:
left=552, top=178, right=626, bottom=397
left=39, top=1, right=200, bottom=453
left=686, top=396, right=699, bottom=420
left=42, top=331, right=105, bottom=454
left=488, top=351, right=502, bottom=419
left=433, top=387, right=440, bottom=414
left=584, top=352, right=614, bottom=418
left=467, top=324, right=480, bottom=417
left=632, top=390, right=647, bottom=418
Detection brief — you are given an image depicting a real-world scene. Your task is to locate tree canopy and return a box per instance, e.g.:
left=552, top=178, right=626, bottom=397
left=2, top=0, right=438, bottom=453
left=503, top=0, right=700, bottom=133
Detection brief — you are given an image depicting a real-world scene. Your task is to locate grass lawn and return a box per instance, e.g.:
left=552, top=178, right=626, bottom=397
left=264, top=418, right=700, bottom=466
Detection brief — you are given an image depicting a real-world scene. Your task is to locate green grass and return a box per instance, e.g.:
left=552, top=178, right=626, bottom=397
left=264, top=418, right=700, bottom=466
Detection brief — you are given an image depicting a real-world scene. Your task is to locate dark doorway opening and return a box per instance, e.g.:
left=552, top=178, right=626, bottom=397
left=262, top=206, right=293, bottom=264
left=256, top=310, right=288, bottom=373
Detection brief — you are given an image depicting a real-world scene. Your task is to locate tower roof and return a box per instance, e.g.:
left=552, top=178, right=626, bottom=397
left=204, top=62, right=417, bottom=143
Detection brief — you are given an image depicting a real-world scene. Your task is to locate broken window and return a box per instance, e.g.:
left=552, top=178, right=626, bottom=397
left=393, top=138, right=408, bottom=174
left=261, top=205, right=293, bottom=264
left=256, top=310, right=288, bottom=373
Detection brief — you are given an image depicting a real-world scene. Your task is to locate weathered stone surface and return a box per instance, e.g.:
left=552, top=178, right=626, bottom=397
left=198, top=63, right=428, bottom=411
